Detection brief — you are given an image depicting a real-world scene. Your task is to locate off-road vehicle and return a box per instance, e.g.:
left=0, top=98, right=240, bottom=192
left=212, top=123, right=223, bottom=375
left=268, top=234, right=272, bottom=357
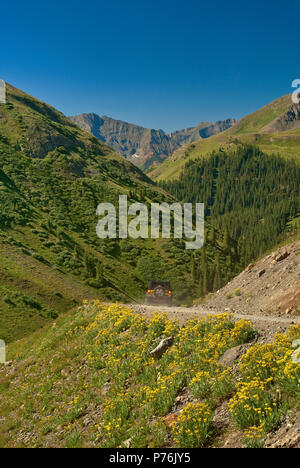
left=145, top=281, right=173, bottom=306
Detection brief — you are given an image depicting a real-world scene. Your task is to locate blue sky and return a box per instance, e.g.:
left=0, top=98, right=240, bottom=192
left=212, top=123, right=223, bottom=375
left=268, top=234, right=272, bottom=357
left=1, top=0, right=299, bottom=132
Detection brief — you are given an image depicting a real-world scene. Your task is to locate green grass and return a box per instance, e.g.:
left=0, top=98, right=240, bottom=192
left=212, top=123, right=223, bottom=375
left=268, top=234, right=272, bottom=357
left=233, top=95, right=292, bottom=134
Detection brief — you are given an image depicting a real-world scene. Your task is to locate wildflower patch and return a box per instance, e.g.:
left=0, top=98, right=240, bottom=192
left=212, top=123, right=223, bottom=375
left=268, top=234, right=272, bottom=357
left=0, top=302, right=299, bottom=448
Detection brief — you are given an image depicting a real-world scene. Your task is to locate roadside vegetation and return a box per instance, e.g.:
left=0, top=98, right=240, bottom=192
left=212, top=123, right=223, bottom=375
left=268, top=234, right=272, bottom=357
left=0, top=302, right=298, bottom=448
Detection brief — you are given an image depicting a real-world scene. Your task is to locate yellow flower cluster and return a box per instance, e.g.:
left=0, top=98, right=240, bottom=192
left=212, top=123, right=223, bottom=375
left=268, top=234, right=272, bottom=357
left=171, top=402, right=213, bottom=448
left=228, top=378, right=277, bottom=431
left=228, top=324, right=300, bottom=446
left=242, top=422, right=265, bottom=448
left=78, top=303, right=258, bottom=447
left=4, top=298, right=299, bottom=448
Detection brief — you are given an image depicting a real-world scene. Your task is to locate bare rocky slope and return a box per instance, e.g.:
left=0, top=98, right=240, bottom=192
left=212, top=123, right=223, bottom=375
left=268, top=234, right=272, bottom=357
left=69, top=113, right=235, bottom=170
left=203, top=238, right=300, bottom=319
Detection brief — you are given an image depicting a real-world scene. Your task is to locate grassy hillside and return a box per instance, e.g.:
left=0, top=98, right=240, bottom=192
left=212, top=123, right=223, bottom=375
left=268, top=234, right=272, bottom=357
left=0, top=84, right=240, bottom=342
left=0, top=84, right=170, bottom=341
left=0, top=302, right=298, bottom=448
left=149, top=94, right=300, bottom=182
left=232, top=95, right=293, bottom=134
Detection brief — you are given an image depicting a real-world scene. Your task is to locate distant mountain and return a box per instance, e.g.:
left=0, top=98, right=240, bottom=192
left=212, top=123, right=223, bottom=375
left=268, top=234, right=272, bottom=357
left=69, top=113, right=235, bottom=170
left=149, top=94, right=300, bottom=181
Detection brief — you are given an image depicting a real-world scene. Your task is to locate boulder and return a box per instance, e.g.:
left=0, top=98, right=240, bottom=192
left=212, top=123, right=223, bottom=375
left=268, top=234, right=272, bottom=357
left=245, top=263, right=255, bottom=273
left=150, top=337, right=174, bottom=359
left=271, top=250, right=290, bottom=264
left=218, top=345, right=244, bottom=368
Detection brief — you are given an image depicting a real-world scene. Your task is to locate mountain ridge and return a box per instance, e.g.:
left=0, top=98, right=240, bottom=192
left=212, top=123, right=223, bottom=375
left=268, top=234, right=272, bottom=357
left=148, top=94, right=300, bottom=181
left=69, top=113, right=235, bottom=170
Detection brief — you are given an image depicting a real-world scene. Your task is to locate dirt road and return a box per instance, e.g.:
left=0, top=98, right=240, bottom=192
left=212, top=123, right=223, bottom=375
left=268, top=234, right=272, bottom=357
left=130, top=304, right=300, bottom=339
left=128, top=240, right=300, bottom=339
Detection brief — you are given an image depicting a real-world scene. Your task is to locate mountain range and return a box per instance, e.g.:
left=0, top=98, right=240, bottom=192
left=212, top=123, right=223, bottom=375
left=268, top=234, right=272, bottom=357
left=69, top=113, right=235, bottom=170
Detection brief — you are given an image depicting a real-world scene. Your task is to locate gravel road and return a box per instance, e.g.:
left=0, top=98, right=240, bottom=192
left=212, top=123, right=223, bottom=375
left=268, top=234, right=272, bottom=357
left=129, top=303, right=300, bottom=339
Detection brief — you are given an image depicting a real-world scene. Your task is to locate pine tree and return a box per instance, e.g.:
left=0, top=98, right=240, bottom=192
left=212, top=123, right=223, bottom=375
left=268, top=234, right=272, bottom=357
left=201, top=248, right=208, bottom=295
left=213, top=254, right=222, bottom=290
left=84, top=253, right=96, bottom=278
left=191, top=254, right=197, bottom=282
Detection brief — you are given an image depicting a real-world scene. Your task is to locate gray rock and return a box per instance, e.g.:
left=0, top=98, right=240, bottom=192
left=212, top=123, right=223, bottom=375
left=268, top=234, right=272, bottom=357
left=101, top=382, right=111, bottom=395
left=218, top=345, right=244, bottom=368
left=150, top=337, right=174, bottom=359
left=271, top=250, right=290, bottom=264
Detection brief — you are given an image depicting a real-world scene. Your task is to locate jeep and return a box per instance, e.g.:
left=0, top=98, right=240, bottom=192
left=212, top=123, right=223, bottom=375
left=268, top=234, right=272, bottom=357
left=145, top=281, right=173, bottom=306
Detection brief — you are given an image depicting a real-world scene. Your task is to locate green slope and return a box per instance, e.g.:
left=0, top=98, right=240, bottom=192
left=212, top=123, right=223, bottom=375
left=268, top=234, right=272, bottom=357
left=149, top=94, right=300, bottom=182
left=232, top=95, right=292, bottom=134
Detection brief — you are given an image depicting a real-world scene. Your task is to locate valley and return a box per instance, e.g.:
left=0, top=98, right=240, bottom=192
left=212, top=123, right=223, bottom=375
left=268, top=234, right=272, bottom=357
left=2, top=0, right=300, bottom=452
left=0, top=84, right=239, bottom=342
left=0, top=83, right=299, bottom=449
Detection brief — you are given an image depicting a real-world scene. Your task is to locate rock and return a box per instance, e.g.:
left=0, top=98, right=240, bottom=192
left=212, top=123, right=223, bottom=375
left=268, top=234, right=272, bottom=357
left=175, top=395, right=185, bottom=403
left=285, top=307, right=293, bottom=315
left=265, top=411, right=300, bottom=448
left=218, top=345, right=245, bottom=368
left=271, top=250, right=290, bottom=264
left=123, top=438, right=132, bottom=448
left=245, top=263, right=255, bottom=273
left=82, top=417, right=92, bottom=427
left=150, top=337, right=174, bottom=359
left=258, top=269, right=266, bottom=278
left=101, top=382, right=111, bottom=396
